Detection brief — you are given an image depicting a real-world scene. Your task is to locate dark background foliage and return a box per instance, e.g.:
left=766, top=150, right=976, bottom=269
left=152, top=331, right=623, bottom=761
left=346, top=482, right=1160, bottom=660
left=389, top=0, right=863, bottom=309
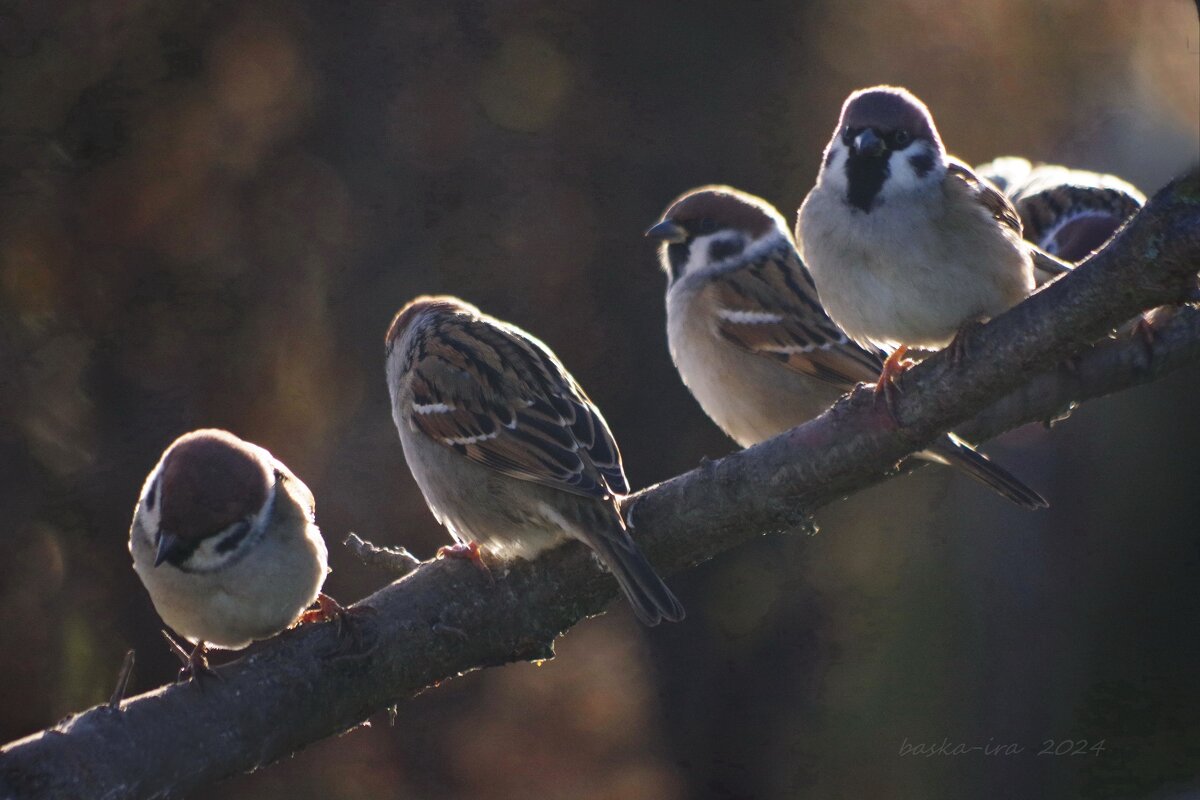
left=1, top=1, right=1198, bottom=797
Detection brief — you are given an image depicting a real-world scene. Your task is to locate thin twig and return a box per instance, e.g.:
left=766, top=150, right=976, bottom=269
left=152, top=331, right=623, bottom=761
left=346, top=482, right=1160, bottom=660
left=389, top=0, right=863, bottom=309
left=343, top=532, right=421, bottom=577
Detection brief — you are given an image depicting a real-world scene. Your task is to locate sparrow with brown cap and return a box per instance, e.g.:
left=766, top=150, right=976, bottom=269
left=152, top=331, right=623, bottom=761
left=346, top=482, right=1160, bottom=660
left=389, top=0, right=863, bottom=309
left=129, top=429, right=336, bottom=677
left=648, top=185, right=1046, bottom=509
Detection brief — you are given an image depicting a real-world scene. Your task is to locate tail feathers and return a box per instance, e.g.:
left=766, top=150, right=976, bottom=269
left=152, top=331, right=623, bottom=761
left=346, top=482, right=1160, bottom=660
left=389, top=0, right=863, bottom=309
left=1031, top=246, right=1073, bottom=286
left=587, top=527, right=685, bottom=626
left=921, top=434, right=1049, bottom=510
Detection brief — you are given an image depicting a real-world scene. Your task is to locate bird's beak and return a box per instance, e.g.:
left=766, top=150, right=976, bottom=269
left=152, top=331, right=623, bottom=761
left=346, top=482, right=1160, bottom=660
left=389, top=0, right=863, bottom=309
left=852, top=129, right=885, bottom=157
left=644, top=220, right=688, bottom=244
left=154, top=530, right=184, bottom=567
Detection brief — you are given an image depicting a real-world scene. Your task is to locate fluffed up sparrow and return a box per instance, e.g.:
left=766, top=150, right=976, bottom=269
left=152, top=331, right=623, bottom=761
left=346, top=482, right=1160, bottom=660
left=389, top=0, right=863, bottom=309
left=129, top=429, right=332, bottom=675
left=796, top=86, right=1072, bottom=388
left=385, top=296, right=685, bottom=626
left=648, top=185, right=1047, bottom=509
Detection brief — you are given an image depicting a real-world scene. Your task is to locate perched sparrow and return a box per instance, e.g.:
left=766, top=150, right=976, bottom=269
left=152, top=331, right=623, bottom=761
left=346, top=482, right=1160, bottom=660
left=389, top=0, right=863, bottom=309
left=797, top=86, right=1071, bottom=386
left=976, top=156, right=1145, bottom=264
left=385, top=296, right=685, bottom=626
left=129, top=429, right=331, bottom=674
left=648, top=185, right=1046, bottom=509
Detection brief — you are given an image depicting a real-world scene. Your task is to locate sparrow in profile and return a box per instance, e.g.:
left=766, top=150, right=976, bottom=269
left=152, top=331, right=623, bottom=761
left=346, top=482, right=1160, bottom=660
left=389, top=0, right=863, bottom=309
left=976, top=156, right=1145, bottom=265
left=648, top=185, right=1046, bottom=509
left=796, top=86, right=1072, bottom=392
left=129, top=429, right=334, bottom=677
left=385, top=296, right=685, bottom=626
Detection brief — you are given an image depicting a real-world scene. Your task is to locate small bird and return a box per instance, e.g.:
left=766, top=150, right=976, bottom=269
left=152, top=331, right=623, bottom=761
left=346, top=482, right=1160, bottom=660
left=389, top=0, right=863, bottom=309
left=796, top=86, right=1072, bottom=390
left=975, top=156, right=1145, bottom=265
left=385, top=296, right=685, bottom=626
left=648, top=185, right=1046, bottom=509
left=129, top=429, right=332, bottom=676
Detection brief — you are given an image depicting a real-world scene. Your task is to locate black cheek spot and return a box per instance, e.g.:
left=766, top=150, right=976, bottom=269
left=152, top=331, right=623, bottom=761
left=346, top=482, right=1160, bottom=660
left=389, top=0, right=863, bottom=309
left=708, top=238, right=745, bottom=262
left=824, top=149, right=835, bottom=168
left=909, top=153, right=934, bottom=178
left=145, top=480, right=158, bottom=512
left=214, top=521, right=252, bottom=554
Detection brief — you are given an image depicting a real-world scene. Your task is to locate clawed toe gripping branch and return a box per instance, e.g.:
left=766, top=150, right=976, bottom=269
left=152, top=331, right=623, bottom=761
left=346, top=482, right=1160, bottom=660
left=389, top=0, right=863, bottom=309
left=1, top=169, right=1199, bottom=800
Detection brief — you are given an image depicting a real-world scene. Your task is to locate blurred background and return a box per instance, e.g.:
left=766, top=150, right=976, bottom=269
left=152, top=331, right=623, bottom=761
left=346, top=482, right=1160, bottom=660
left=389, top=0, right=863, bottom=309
left=1, top=1, right=1198, bottom=797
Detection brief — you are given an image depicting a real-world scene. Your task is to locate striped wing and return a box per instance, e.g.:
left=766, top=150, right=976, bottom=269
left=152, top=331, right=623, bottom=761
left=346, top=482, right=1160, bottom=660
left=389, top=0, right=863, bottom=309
left=404, top=314, right=628, bottom=499
left=705, top=244, right=884, bottom=388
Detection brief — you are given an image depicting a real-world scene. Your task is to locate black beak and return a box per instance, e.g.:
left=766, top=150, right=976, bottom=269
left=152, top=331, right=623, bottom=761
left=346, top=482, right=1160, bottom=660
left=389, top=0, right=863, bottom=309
left=645, top=220, right=688, bottom=244
left=852, top=129, right=885, bottom=158
left=154, top=530, right=185, bottom=567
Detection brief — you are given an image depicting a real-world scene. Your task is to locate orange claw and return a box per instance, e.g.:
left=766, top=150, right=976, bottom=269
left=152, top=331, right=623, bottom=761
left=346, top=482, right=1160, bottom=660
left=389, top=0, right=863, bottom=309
left=299, top=592, right=374, bottom=650
left=437, top=540, right=493, bottom=581
left=298, top=592, right=348, bottom=626
left=873, top=345, right=911, bottom=425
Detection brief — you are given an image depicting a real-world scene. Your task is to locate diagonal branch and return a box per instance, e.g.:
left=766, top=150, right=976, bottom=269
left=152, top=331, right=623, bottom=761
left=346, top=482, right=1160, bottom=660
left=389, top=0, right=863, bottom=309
left=2, top=169, right=1198, bottom=800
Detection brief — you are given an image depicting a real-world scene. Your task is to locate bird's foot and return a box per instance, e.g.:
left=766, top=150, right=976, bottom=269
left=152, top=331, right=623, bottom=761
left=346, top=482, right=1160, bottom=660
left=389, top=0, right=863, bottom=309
left=162, top=632, right=218, bottom=684
left=437, top=541, right=493, bottom=582
left=947, top=320, right=984, bottom=366
left=299, top=592, right=375, bottom=651
left=873, top=345, right=911, bottom=426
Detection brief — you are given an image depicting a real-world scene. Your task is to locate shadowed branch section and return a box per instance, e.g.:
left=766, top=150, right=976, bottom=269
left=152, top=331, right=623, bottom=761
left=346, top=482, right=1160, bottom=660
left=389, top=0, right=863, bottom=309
left=1, top=169, right=1197, bottom=800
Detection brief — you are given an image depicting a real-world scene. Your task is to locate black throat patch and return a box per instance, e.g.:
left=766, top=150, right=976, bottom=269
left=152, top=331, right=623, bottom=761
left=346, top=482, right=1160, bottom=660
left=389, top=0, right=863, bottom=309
left=845, top=153, right=889, bottom=213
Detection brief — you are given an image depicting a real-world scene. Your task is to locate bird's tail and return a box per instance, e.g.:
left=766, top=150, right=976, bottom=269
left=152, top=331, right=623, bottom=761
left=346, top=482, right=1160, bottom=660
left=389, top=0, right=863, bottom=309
left=587, top=518, right=686, bottom=626
left=920, top=433, right=1049, bottom=510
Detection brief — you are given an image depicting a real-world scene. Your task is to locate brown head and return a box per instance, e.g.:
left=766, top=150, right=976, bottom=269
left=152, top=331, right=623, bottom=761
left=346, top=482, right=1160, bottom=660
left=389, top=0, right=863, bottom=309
left=645, top=186, right=789, bottom=282
left=385, top=295, right=479, bottom=354
left=839, top=86, right=940, bottom=146
left=820, top=86, right=947, bottom=213
left=151, top=429, right=274, bottom=568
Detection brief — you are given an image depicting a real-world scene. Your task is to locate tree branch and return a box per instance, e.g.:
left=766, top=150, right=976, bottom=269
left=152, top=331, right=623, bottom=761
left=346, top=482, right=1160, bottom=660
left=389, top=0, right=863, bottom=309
left=2, top=169, right=1198, bottom=800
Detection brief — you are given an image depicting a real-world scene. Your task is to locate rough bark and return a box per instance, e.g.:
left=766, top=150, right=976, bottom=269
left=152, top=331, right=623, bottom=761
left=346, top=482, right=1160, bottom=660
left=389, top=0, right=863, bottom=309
left=1, top=169, right=1197, bottom=800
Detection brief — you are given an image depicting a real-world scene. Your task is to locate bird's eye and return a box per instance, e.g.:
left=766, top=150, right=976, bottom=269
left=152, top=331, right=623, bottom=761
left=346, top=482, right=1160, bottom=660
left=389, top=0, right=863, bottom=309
left=892, top=129, right=911, bottom=147
left=699, top=218, right=717, bottom=234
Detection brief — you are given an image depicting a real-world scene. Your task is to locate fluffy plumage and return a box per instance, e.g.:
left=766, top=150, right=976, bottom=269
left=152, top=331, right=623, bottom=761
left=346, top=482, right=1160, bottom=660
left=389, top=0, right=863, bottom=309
left=798, top=86, right=1070, bottom=352
left=651, top=185, right=1046, bottom=509
left=129, top=429, right=328, bottom=650
left=386, top=296, right=684, bottom=626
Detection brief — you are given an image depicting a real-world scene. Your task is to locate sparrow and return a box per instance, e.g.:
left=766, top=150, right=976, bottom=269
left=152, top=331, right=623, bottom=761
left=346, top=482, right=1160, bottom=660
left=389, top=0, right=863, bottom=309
left=385, top=296, right=685, bottom=626
left=796, top=86, right=1072, bottom=389
left=129, top=429, right=332, bottom=676
left=648, top=185, right=1047, bottom=509
left=976, top=156, right=1145, bottom=264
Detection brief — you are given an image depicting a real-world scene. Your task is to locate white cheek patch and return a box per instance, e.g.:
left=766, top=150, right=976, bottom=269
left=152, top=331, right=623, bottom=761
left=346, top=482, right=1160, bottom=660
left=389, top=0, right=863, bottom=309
left=687, top=231, right=747, bottom=273
left=676, top=229, right=787, bottom=281
left=135, top=470, right=163, bottom=539
left=879, top=144, right=944, bottom=199
left=821, top=143, right=850, bottom=191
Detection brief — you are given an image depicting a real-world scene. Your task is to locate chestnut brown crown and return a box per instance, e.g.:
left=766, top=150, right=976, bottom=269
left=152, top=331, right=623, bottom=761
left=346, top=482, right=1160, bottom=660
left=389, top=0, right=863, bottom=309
left=158, top=430, right=272, bottom=543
